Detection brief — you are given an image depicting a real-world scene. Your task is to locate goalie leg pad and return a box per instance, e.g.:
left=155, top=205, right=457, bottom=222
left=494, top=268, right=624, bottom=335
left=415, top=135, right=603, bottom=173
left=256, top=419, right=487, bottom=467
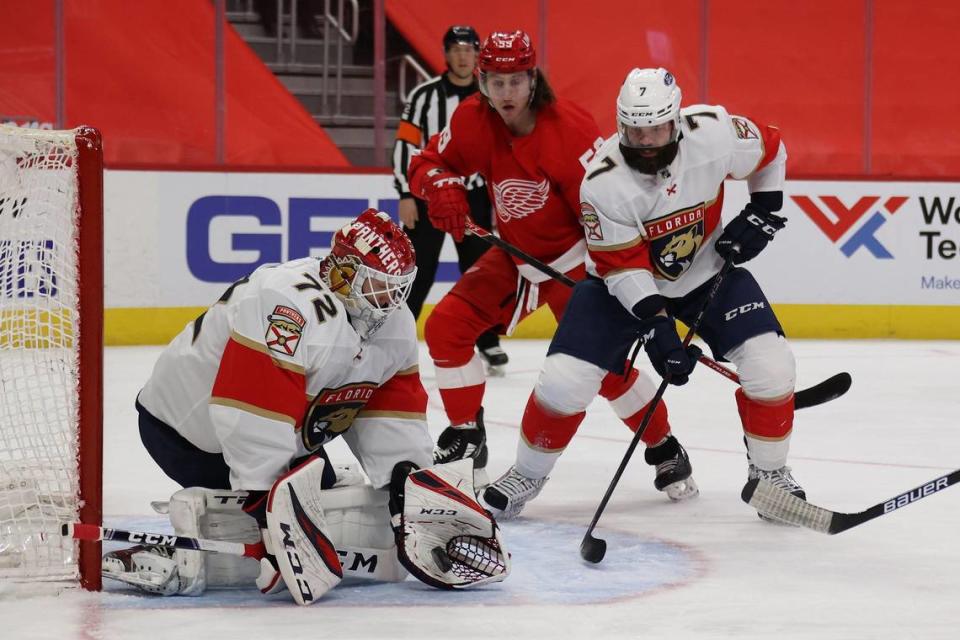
left=390, top=459, right=510, bottom=590
left=319, top=484, right=407, bottom=583
left=265, top=457, right=343, bottom=605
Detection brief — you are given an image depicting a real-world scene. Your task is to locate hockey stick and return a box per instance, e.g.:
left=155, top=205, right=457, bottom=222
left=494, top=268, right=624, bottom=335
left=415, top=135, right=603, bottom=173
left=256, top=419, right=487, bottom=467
left=580, top=254, right=736, bottom=564
left=464, top=221, right=851, bottom=410
left=63, top=522, right=408, bottom=582
left=62, top=522, right=265, bottom=558
left=741, top=468, right=960, bottom=534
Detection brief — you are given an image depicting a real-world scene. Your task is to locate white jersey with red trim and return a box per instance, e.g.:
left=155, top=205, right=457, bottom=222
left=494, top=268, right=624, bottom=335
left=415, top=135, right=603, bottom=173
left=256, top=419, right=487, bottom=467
left=138, top=257, right=433, bottom=491
left=579, top=104, right=786, bottom=310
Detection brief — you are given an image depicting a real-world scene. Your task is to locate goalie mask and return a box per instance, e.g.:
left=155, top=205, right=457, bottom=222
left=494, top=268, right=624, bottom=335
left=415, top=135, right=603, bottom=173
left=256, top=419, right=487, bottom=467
left=321, top=209, right=417, bottom=339
left=616, top=67, right=682, bottom=175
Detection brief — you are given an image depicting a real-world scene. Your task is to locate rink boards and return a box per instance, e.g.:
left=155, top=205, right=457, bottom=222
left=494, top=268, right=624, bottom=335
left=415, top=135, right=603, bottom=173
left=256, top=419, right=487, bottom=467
left=96, top=169, right=960, bottom=344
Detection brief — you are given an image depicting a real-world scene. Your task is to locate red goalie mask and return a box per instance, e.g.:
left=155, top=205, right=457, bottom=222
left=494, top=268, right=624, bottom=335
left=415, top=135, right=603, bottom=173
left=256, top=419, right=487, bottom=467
left=323, top=209, right=417, bottom=338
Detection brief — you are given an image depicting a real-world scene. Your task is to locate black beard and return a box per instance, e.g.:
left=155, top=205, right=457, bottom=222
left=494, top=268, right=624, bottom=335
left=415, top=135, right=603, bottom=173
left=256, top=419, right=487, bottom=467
left=619, top=141, right=679, bottom=175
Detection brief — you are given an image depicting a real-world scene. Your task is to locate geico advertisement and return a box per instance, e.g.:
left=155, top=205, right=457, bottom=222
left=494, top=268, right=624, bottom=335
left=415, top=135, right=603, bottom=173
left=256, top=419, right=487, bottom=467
left=104, top=170, right=457, bottom=308
left=103, top=171, right=960, bottom=309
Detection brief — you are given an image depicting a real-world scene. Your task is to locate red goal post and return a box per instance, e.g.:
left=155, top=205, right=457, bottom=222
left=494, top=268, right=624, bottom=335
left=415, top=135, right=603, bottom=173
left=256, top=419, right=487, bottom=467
left=0, top=125, right=103, bottom=590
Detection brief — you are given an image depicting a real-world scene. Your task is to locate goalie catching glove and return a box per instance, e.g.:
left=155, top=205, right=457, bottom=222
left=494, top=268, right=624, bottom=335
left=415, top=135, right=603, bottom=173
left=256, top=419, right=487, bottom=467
left=389, top=459, right=510, bottom=589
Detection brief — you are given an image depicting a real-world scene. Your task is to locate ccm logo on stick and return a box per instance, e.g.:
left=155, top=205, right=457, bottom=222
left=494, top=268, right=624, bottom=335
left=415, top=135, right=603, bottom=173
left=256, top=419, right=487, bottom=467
left=127, top=532, right=178, bottom=546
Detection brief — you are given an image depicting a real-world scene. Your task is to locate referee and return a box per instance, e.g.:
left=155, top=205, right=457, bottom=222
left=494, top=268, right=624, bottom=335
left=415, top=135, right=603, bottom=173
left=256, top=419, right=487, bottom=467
left=392, top=25, right=508, bottom=369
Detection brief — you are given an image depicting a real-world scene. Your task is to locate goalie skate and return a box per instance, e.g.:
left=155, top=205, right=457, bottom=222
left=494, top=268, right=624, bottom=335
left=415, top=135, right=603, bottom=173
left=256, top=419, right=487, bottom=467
left=102, top=546, right=182, bottom=595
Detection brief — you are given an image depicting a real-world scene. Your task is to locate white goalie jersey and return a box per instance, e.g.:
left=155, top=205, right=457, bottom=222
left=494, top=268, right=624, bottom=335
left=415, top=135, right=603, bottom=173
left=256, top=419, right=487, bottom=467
left=579, top=104, right=786, bottom=309
left=138, top=258, right=433, bottom=491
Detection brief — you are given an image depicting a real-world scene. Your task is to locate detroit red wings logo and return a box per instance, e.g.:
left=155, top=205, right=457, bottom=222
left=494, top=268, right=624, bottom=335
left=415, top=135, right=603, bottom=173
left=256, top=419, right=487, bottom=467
left=493, top=178, right=549, bottom=222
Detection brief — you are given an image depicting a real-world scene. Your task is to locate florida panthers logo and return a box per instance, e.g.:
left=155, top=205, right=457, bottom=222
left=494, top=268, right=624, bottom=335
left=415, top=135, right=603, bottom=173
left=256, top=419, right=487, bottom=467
left=645, top=204, right=706, bottom=281
left=301, top=382, right=377, bottom=450
left=493, top=178, right=549, bottom=222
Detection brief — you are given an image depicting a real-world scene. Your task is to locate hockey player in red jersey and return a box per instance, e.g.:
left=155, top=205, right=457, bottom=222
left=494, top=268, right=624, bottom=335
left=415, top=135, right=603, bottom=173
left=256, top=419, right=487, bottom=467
left=485, top=67, right=803, bottom=521
left=408, top=32, right=698, bottom=514
left=102, top=210, right=509, bottom=602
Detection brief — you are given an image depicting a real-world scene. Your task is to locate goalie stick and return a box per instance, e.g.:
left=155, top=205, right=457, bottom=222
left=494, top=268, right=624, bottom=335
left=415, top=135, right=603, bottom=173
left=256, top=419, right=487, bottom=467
left=741, top=468, right=960, bottom=534
left=65, top=521, right=409, bottom=585
left=465, top=221, right=851, bottom=410
left=62, top=522, right=266, bottom=559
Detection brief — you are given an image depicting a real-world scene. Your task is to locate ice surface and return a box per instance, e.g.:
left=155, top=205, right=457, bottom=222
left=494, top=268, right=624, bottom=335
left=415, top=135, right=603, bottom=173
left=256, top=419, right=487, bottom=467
left=2, top=340, right=958, bottom=639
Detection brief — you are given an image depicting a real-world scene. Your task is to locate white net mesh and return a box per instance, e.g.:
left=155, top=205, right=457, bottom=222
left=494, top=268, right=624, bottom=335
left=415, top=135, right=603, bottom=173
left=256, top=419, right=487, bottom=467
left=0, top=126, right=81, bottom=581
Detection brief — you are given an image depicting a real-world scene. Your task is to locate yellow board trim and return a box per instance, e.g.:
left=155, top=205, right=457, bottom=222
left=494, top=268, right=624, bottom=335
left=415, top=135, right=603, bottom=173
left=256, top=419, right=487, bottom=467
left=106, top=303, right=960, bottom=346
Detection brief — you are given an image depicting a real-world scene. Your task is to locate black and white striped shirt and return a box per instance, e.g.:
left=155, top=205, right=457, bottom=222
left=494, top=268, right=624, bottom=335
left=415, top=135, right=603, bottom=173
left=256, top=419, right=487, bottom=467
left=392, top=73, right=485, bottom=198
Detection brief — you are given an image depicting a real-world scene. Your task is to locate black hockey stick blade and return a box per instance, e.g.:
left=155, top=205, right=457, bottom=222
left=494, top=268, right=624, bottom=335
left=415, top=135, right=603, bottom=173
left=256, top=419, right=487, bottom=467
left=580, top=531, right=607, bottom=564
left=794, top=372, right=851, bottom=410
left=741, top=467, right=960, bottom=534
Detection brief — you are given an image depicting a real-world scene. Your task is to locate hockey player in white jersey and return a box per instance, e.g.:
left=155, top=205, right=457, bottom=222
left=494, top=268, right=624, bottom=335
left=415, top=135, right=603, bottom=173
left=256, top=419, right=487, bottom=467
left=103, top=209, right=509, bottom=603
left=483, top=68, right=805, bottom=522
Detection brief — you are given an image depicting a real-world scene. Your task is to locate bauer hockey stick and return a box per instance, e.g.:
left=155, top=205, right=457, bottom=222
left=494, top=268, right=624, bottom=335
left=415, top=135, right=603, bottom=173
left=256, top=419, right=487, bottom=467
left=740, top=467, right=960, bottom=535
left=62, top=522, right=266, bottom=558
left=464, top=221, right=851, bottom=410
left=580, top=253, right=736, bottom=563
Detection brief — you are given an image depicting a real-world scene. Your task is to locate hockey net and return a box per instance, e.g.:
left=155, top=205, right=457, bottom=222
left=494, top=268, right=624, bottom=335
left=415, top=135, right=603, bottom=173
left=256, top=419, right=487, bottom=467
left=0, top=125, right=103, bottom=590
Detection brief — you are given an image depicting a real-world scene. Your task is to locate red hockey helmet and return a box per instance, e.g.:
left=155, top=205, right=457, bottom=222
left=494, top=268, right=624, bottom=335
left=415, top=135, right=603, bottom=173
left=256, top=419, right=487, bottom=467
left=478, top=30, right=536, bottom=74
left=324, top=209, right=417, bottom=338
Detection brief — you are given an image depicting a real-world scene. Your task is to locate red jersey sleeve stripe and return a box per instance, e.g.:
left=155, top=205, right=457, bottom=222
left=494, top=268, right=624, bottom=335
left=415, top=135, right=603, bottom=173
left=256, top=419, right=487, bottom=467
left=754, top=123, right=782, bottom=173
left=363, top=372, right=427, bottom=415
left=211, top=335, right=306, bottom=425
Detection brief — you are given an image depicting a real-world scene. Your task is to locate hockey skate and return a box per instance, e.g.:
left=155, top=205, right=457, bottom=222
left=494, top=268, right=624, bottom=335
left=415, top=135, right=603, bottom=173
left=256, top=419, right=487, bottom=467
left=433, top=408, right=489, bottom=489
left=644, top=435, right=699, bottom=501
left=748, top=463, right=806, bottom=525
left=478, top=344, right=509, bottom=377
left=481, top=466, right=548, bottom=519
left=102, top=545, right=183, bottom=595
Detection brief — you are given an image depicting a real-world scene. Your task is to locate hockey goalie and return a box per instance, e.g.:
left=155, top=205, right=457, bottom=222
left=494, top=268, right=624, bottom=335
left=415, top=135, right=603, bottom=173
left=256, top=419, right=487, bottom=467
left=101, top=209, right=508, bottom=603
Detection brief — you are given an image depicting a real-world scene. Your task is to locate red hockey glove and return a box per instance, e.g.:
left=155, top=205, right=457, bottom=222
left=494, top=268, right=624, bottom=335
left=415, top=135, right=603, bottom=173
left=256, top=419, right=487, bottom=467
left=421, top=168, right=469, bottom=242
